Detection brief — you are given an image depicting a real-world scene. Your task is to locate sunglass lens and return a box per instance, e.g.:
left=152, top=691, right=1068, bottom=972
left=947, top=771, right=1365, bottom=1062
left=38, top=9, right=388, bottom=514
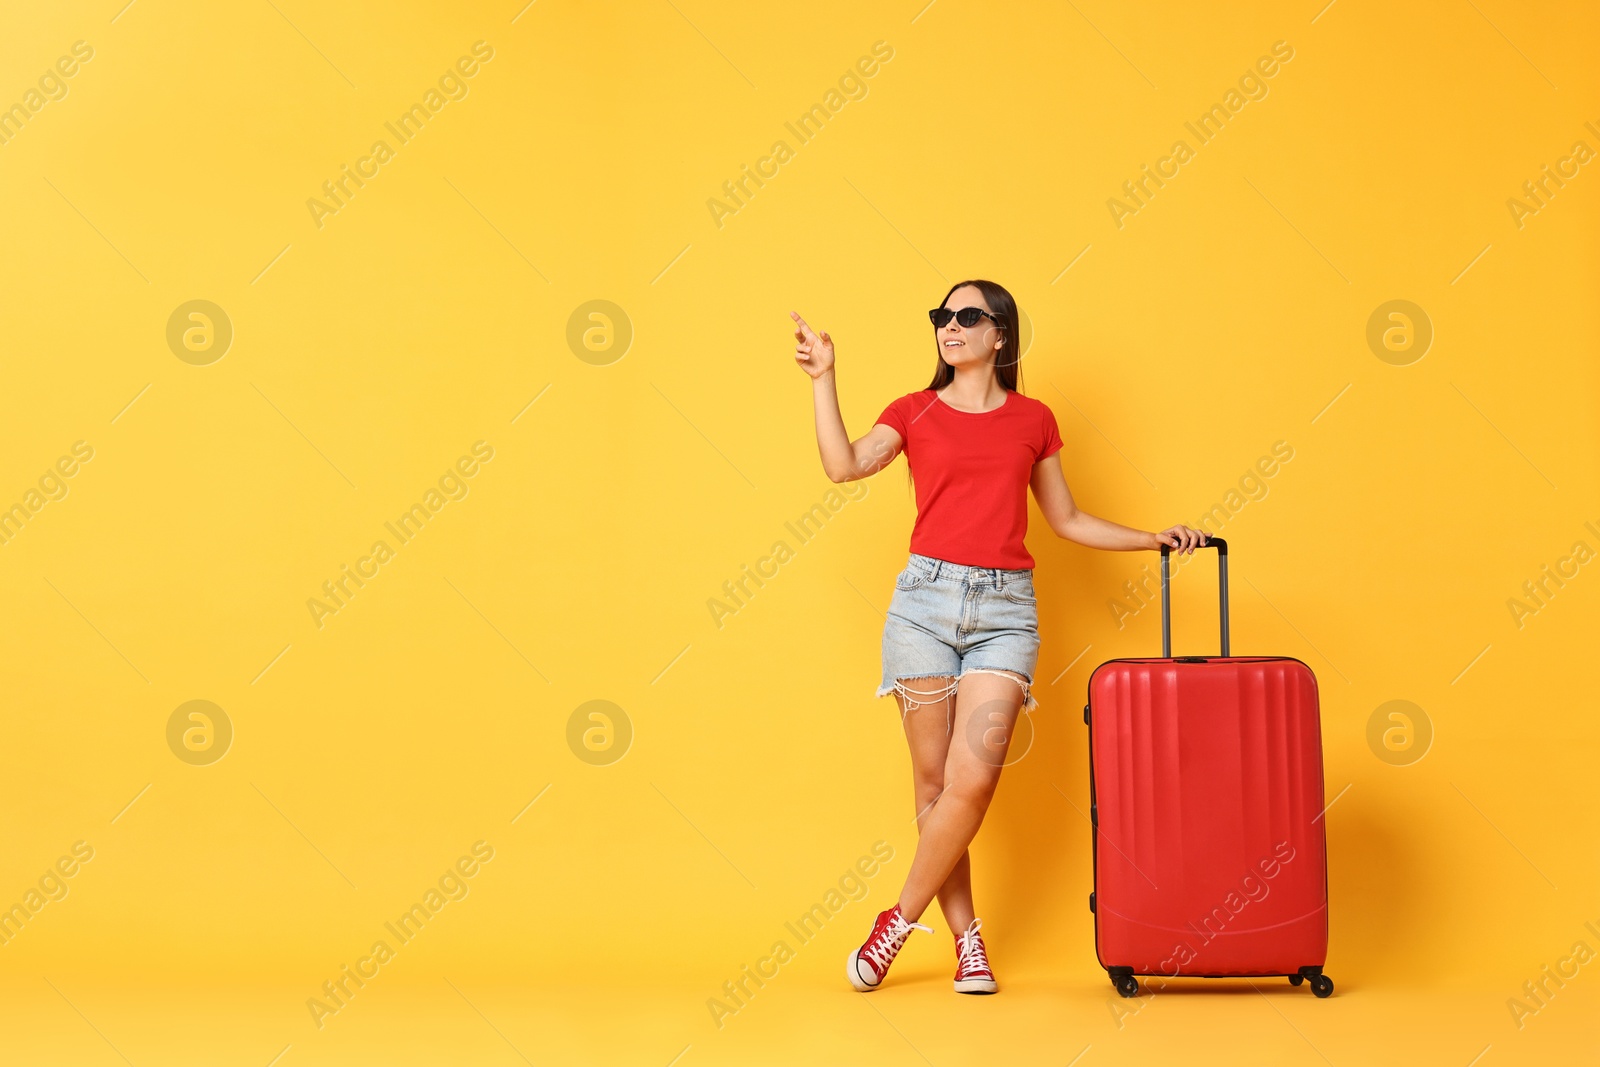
left=956, top=308, right=983, bottom=327
left=929, top=308, right=954, bottom=327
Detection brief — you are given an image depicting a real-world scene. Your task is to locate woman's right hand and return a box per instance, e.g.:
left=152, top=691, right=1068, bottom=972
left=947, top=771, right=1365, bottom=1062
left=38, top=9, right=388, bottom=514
left=790, top=311, right=835, bottom=379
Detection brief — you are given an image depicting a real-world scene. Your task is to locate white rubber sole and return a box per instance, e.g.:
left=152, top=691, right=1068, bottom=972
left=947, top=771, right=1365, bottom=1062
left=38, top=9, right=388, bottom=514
left=954, top=975, right=999, bottom=994
left=847, top=949, right=881, bottom=992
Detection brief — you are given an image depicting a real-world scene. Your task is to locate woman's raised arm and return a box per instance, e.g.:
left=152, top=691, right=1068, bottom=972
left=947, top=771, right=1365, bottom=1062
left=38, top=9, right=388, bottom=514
left=792, top=310, right=904, bottom=483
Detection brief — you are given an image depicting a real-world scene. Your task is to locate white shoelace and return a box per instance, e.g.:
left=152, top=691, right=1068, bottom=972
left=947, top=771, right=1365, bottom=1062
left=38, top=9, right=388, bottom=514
left=863, top=912, right=933, bottom=972
left=956, top=918, right=991, bottom=975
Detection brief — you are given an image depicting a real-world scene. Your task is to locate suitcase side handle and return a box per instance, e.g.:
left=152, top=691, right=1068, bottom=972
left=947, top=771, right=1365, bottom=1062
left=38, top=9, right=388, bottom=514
left=1160, top=537, right=1229, bottom=657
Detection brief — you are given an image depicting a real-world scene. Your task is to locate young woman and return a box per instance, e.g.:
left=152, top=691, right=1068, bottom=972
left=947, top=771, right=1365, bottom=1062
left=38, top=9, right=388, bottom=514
left=790, top=279, right=1208, bottom=995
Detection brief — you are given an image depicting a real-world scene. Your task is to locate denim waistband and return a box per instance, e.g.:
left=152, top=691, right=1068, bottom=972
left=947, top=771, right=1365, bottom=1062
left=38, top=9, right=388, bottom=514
left=907, top=552, right=1032, bottom=586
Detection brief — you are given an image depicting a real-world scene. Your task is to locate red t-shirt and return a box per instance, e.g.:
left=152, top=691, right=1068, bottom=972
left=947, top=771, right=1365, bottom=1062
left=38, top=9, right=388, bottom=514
left=875, top=388, right=1063, bottom=569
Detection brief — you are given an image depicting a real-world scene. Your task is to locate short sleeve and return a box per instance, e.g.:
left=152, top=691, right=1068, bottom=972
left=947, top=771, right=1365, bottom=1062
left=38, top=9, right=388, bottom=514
left=1038, top=402, right=1063, bottom=461
left=875, top=393, right=911, bottom=441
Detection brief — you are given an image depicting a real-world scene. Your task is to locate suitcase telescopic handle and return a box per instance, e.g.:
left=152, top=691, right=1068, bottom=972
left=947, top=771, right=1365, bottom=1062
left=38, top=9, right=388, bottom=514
left=1160, top=537, right=1229, bottom=657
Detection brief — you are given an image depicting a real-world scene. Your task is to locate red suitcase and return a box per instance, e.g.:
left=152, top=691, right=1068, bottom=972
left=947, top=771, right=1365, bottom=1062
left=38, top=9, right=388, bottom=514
left=1084, top=538, right=1333, bottom=998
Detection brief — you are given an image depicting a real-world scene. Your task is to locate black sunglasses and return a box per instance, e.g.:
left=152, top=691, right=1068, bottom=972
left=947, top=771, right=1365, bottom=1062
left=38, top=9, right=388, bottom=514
left=929, top=306, right=1004, bottom=329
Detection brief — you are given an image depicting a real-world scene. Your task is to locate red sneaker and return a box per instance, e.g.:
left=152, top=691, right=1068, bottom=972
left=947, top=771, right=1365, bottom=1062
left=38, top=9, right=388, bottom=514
left=847, top=903, right=933, bottom=991
left=953, top=918, right=998, bottom=994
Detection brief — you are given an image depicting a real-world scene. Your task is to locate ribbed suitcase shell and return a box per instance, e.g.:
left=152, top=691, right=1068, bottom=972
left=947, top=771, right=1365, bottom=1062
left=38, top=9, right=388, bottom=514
left=1087, top=655, right=1329, bottom=977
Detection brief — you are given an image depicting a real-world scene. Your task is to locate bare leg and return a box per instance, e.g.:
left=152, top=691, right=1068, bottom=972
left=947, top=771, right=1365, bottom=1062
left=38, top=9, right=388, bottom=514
left=895, top=670, right=1027, bottom=924
left=894, top=676, right=975, bottom=934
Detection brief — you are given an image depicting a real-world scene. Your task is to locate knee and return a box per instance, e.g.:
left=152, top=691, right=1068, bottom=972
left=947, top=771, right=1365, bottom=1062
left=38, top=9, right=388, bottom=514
left=913, top=777, right=944, bottom=811
left=942, top=770, right=999, bottom=809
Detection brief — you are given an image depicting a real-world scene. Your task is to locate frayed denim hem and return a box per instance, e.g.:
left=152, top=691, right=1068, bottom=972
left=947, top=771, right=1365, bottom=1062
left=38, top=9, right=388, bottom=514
left=959, top=667, right=1038, bottom=715
left=876, top=668, right=1038, bottom=731
left=876, top=673, right=960, bottom=711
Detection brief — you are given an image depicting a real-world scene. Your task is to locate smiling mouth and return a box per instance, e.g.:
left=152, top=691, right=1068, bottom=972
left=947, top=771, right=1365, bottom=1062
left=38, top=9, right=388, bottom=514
left=943, top=340, right=964, bottom=347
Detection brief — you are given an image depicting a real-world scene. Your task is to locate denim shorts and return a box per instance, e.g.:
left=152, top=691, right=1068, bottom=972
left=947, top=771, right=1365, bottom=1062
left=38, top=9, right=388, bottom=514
left=876, top=552, right=1041, bottom=718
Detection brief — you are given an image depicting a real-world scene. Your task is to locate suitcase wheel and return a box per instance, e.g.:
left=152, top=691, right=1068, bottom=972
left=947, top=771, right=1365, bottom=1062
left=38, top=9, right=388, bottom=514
left=1293, top=968, right=1335, bottom=997
left=1113, top=975, right=1138, bottom=998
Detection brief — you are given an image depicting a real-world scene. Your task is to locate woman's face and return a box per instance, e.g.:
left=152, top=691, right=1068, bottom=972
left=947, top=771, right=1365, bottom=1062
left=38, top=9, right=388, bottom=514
left=936, top=285, right=1005, bottom=369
